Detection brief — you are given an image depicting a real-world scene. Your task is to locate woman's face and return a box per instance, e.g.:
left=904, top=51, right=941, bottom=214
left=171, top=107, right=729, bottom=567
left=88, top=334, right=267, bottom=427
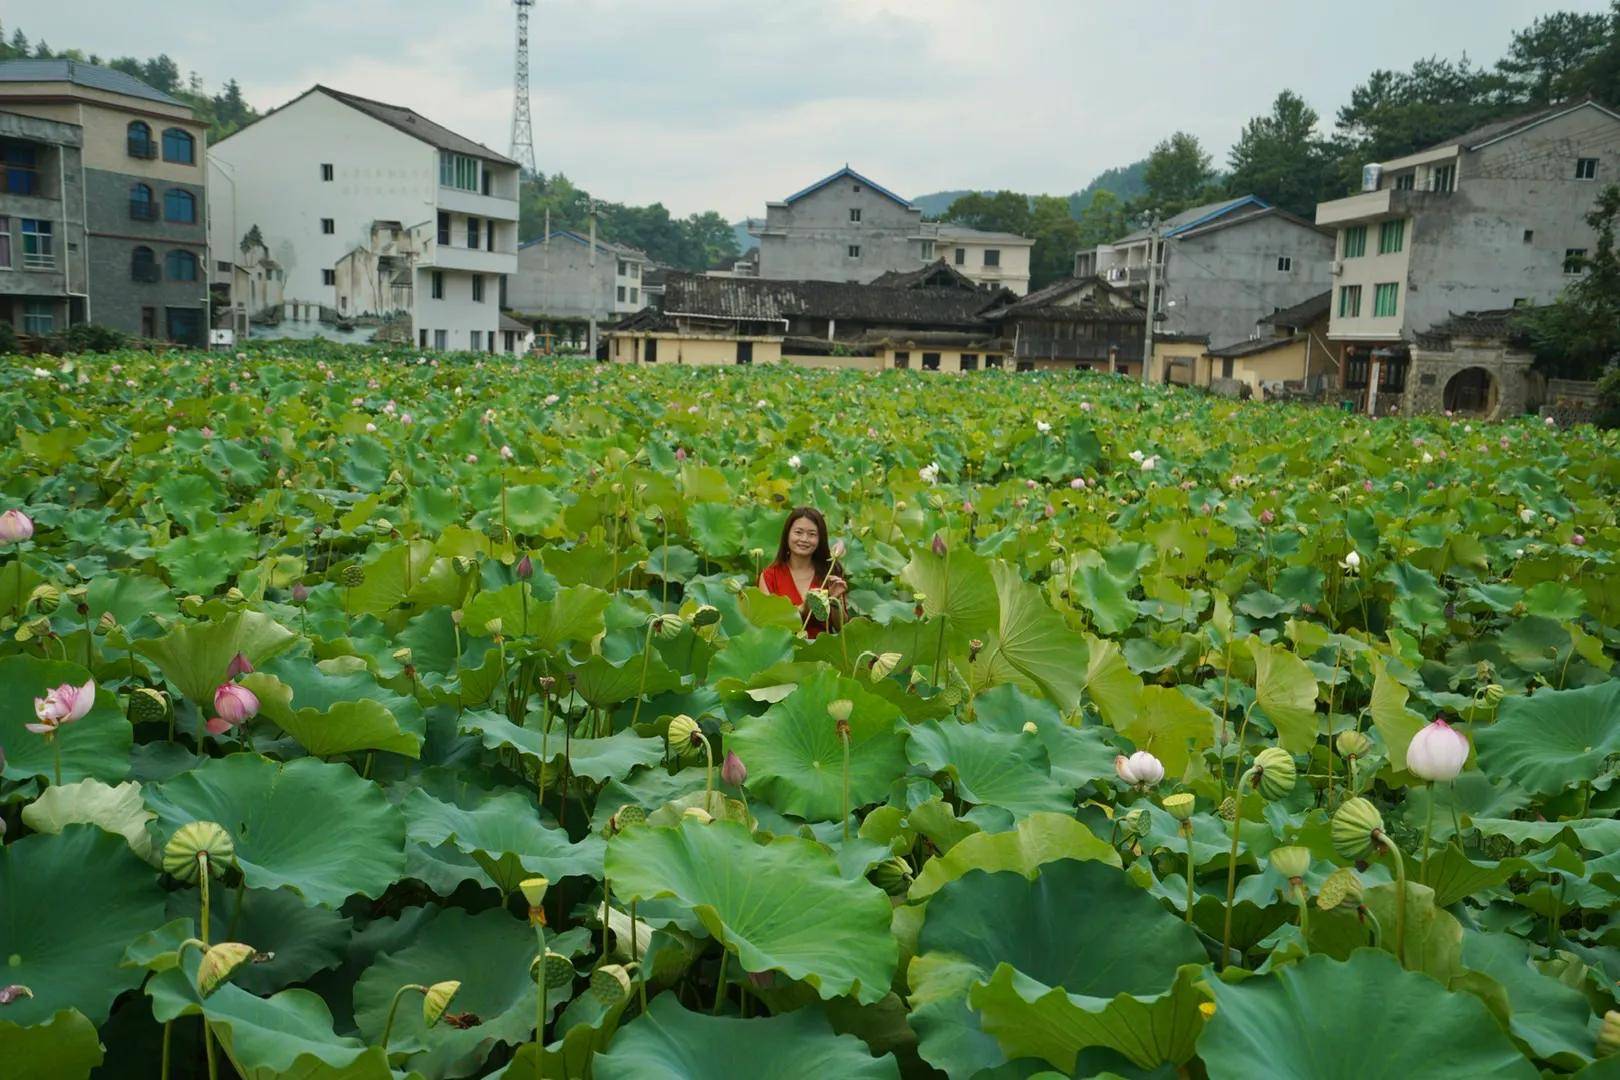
left=787, top=517, right=820, bottom=558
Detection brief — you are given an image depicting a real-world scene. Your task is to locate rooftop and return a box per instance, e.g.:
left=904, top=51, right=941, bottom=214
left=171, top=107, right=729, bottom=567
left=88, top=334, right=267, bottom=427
left=869, top=259, right=984, bottom=292
left=661, top=271, right=1001, bottom=327
left=318, top=86, right=517, bottom=166
left=935, top=223, right=1035, bottom=246
left=1260, top=290, right=1332, bottom=330
left=987, top=275, right=1146, bottom=323
left=1208, top=334, right=1306, bottom=359
left=1114, top=195, right=1269, bottom=244
left=777, top=166, right=914, bottom=210
left=0, top=58, right=183, bottom=107
left=518, top=229, right=646, bottom=258
left=1415, top=97, right=1620, bottom=156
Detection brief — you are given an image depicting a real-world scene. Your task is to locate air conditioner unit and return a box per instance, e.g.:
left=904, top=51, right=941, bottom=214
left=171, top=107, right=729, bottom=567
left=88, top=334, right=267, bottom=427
left=1331, top=260, right=1344, bottom=276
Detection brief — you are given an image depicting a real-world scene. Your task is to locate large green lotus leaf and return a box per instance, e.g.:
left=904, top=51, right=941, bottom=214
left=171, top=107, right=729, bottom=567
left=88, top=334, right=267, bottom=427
left=1306, top=880, right=1464, bottom=985
left=595, top=994, right=900, bottom=1079
left=20, top=778, right=155, bottom=862
left=1083, top=635, right=1145, bottom=730
left=458, top=710, right=665, bottom=782
left=917, top=859, right=1204, bottom=1075
left=343, top=541, right=439, bottom=617
left=1247, top=637, right=1318, bottom=754
left=170, top=886, right=353, bottom=995
left=1112, top=684, right=1217, bottom=778
left=503, top=484, right=563, bottom=532
left=910, top=811, right=1119, bottom=900
left=0, top=656, right=131, bottom=784
left=353, top=907, right=544, bottom=1076
left=499, top=994, right=632, bottom=1079
left=135, top=609, right=298, bottom=708
left=567, top=650, right=682, bottom=708
left=1460, top=930, right=1595, bottom=1069
left=1069, top=552, right=1138, bottom=635
left=147, top=952, right=387, bottom=1080
left=973, top=684, right=1119, bottom=789
left=687, top=501, right=747, bottom=558
left=1197, top=950, right=1536, bottom=1079
left=144, top=755, right=405, bottom=907
left=1365, top=652, right=1429, bottom=780
left=1475, top=681, right=1620, bottom=795
left=707, top=626, right=798, bottom=685
left=606, top=819, right=897, bottom=1004
left=983, top=561, right=1089, bottom=715
left=727, top=664, right=909, bottom=822
left=0, top=826, right=167, bottom=1026
left=242, top=654, right=424, bottom=758
left=86, top=571, right=178, bottom=630
left=0, top=1009, right=104, bottom=1080
left=154, top=526, right=258, bottom=594
left=465, top=582, right=611, bottom=652
left=906, top=718, right=1072, bottom=816
left=403, top=786, right=605, bottom=890
left=900, top=543, right=999, bottom=642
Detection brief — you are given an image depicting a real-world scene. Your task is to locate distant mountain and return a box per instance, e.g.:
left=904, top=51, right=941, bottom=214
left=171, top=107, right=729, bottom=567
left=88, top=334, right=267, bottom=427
left=732, top=220, right=755, bottom=255
left=912, top=190, right=980, bottom=218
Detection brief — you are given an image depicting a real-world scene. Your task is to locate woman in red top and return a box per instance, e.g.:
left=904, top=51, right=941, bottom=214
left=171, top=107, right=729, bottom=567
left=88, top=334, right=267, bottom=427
left=759, top=507, right=848, bottom=639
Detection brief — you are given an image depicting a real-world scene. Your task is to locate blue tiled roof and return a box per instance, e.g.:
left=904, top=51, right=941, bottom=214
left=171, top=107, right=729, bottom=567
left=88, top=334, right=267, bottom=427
left=781, top=166, right=913, bottom=209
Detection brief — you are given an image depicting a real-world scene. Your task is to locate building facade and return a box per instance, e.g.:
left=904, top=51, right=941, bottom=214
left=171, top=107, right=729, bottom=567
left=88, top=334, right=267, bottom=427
left=0, top=109, right=88, bottom=336
left=985, top=276, right=1147, bottom=374
left=207, top=85, right=519, bottom=351
left=0, top=59, right=208, bottom=342
left=507, top=229, right=647, bottom=350
left=751, top=167, right=1033, bottom=293
left=1315, top=99, right=1620, bottom=413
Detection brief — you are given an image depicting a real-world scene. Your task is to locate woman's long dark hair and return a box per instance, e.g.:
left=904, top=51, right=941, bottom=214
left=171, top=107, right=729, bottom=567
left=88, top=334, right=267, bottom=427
left=773, top=506, right=837, bottom=578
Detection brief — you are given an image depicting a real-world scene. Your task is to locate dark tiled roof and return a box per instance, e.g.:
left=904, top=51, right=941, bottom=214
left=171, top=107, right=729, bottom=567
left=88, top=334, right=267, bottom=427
left=1209, top=334, right=1304, bottom=359
left=318, top=86, right=517, bottom=165
left=612, top=308, right=676, bottom=332
left=499, top=313, right=532, bottom=332
left=660, top=272, right=999, bottom=326
left=1413, top=308, right=1536, bottom=349
left=1114, top=196, right=1267, bottom=243
left=1260, top=290, right=1332, bottom=329
left=869, top=259, right=982, bottom=291
left=517, top=229, right=645, bottom=258
left=987, top=275, right=1146, bottom=323
left=0, top=58, right=183, bottom=107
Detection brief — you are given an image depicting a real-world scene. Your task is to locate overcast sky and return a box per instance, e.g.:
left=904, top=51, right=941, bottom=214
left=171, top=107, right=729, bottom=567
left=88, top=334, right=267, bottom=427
left=14, top=0, right=1609, bottom=218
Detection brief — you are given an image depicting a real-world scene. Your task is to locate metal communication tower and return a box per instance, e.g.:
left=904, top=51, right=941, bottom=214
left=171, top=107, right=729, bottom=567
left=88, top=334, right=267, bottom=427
left=509, top=0, right=538, bottom=176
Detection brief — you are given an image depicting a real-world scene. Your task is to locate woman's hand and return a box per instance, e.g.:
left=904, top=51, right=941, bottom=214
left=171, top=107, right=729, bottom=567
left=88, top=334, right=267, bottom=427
left=825, top=575, right=848, bottom=601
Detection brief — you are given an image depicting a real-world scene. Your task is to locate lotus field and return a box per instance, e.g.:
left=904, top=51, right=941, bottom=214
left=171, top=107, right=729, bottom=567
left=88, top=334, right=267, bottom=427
left=4, top=343, right=1620, bottom=1079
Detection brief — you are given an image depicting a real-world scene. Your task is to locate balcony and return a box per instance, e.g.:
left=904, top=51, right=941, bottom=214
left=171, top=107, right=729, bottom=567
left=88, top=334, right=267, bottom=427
left=1315, top=187, right=1450, bottom=227
left=428, top=243, right=517, bottom=275
left=127, top=138, right=156, bottom=160
left=437, top=186, right=519, bottom=221
left=129, top=200, right=160, bottom=222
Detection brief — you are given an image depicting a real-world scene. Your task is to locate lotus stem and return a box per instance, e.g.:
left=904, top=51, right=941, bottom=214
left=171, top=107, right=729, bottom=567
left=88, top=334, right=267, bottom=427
left=840, top=728, right=852, bottom=842
left=1183, top=823, right=1196, bottom=924
left=1420, top=783, right=1435, bottom=886
left=1377, top=832, right=1407, bottom=967
left=1220, top=774, right=1249, bottom=970
left=52, top=738, right=61, bottom=788
left=161, top=1021, right=172, bottom=1080
left=628, top=619, right=657, bottom=730
left=601, top=878, right=611, bottom=962
left=535, top=924, right=546, bottom=1076
left=538, top=694, right=552, bottom=809
left=631, top=901, right=648, bottom=1013
left=380, top=983, right=426, bottom=1055
left=1361, top=906, right=1383, bottom=949
left=1293, top=883, right=1310, bottom=947
left=699, top=733, right=715, bottom=813
left=712, top=949, right=727, bottom=1015
left=1548, top=872, right=1566, bottom=957
left=12, top=555, right=20, bottom=619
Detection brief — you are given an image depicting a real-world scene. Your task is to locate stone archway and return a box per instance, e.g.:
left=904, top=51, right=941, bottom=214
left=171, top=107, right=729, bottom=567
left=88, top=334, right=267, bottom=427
left=1443, top=366, right=1498, bottom=416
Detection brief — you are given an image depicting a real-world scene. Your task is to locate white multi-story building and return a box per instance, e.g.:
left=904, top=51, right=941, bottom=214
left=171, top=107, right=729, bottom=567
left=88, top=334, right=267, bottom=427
left=207, top=85, right=520, bottom=351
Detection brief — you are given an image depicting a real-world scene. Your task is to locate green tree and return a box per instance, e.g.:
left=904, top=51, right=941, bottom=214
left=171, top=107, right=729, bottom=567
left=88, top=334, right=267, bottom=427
left=1519, top=184, right=1620, bottom=381
left=1498, top=11, right=1611, bottom=103
left=942, top=190, right=1033, bottom=238
left=1074, top=189, right=1129, bottom=249
left=8, top=28, right=28, bottom=56
left=1027, top=194, right=1083, bottom=290
left=1226, top=90, right=1334, bottom=216
left=1139, top=132, right=1216, bottom=217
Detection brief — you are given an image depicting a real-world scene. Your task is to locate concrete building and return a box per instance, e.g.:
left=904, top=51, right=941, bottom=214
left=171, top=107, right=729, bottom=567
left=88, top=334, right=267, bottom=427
left=0, top=109, right=87, bottom=336
left=207, top=85, right=520, bottom=351
left=1077, top=194, right=1335, bottom=352
left=507, top=229, right=647, bottom=350
left=1315, top=98, right=1620, bottom=414
left=750, top=166, right=1034, bottom=294
left=0, top=59, right=208, bottom=342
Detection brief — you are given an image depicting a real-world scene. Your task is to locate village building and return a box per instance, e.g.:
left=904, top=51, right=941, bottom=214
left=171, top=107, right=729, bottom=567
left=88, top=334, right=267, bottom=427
left=206, top=85, right=521, bottom=351
left=980, top=276, right=1148, bottom=374
left=507, top=228, right=648, bottom=353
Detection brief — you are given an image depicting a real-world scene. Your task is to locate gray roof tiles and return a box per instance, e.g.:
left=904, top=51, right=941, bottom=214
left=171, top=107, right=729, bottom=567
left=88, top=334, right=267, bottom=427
left=0, top=58, right=183, bottom=107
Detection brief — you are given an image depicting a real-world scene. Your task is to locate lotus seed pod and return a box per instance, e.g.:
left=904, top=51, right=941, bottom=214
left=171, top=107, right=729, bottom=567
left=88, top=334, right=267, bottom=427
left=1218, top=796, right=1237, bottom=821
left=130, top=687, right=169, bottom=724
left=652, top=613, right=685, bottom=640
left=196, top=942, right=255, bottom=997
left=610, top=804, right=648, bottom=832
left=1482, top=684, right=1507, bottom=707
left=1163, top=792, right=1196, bottom=822
left=373, top=517, right=394, bottom=535
left=590, top=964, right=632, bottom=1005
left=1268, top=845, right=1311, bottom=880
left=531, top=951, right=576, bottom=990
left=666, top=715, right=702, bottom=759
left=484, top=522, right=510, bottom=545
left=804, top=588, right=831, bottom=622
left=1249, top=747, right=1297, bottom=800
left=868, top=652, right=901, bottom=681
left=518, top=877, right=549, bottom=907
left=163, top=821, right=235, bottom=882
left=682, top=806, right=713, bottom=825
left=1316, top=867, right=1363, bottom=911
left=1334, top=730, right=1372, bottom=759
left=451, top=556, right=474, bottom=577
left=690, top=604, right=722, bottom=628
left=484, top=617, right=503, bottom=637
left=339, top=564, right=366, bottom=588
left=28, top=584, right=60, bottom=614
left=827, top=699, right=854, bottom=724
left=97, top=610, right=120, bottom=634
left=1021, top=721, right=1039, bottom=735
left=1331, top=797, right=1385, bottom=860
left=21, top=616, right=52, bottom=641
left=868, top=857, right=913, bottom=896
left=392, top=647, right=412, bottom=665
left=1598, top=1010, right=1620, bottom=1058
left=224, top=587, right=246, bottom=604
left=422, top=981, right=461, bottom=1027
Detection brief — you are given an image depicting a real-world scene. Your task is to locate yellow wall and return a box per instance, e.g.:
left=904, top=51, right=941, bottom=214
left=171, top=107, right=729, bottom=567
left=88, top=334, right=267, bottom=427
left=878, top=346, right=1009, bottom=372
left=787, top=352, right=885, bottom=372
left=1149, top=341, right=1208, bottom=386
left=608, top=332, right=782, bottom=367
left=0, top=83, right=204, bottom=181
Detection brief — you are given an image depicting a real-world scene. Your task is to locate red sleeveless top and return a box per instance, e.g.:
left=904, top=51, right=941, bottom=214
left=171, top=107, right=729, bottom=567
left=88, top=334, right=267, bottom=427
left=760, top=562, right=827, bottom=638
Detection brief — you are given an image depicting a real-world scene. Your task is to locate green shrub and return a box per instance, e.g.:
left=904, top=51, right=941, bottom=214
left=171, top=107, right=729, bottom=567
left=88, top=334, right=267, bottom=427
left=47, top=323, right=131, bottom=355
left=0, top=321, right=16, bottom=356
left=1597, top=365, right=1620, bottom=429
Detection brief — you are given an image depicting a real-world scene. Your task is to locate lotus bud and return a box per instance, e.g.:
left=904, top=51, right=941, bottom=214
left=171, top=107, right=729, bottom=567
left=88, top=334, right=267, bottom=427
left=1335, top=730, right=1372, bottom=759
left=721, top=750, right=747, bottom=787
left=531, top=951, right=576, bottom=990
left=484, top=617, right=503, bottom=638
left=830, top=539, right=846, bottom=560
left=1598, top=1011, right=1620, bottom=1058
left=1247, top=747, right=1297, bottom=800
left=1021, top=721, right=1038, bottom=735
left=652, top=613, right=685, bottom=640
left=1405, top=718, right=1469, bottom=782
left=590, top=964, right=633, bottom=1005
left=0, top=985, right=33, bottom=1005
left=1163, top=792, right=1196, bottom=822
left=1316, top=867, right=1363, bottom=911
left=130, top=687, right=169, bottom=724
left=0, top=509, right=34, bottom=543
left=1331, top=797, right=1385, bottom=860
left=163, top=821, right=235, bottom=881
left=450, top=609, right=463, bottom=625
left=868, top=856, right=913, bottom=896
left=196, top=942, right=255, bottom=997
left=1268, top=845, right=1310, bottom=880
left=339, top=564, right=366, bottom=588
left=226, top=652, right=254, bottom=679
left=868, top=652, right=901, bottom=681
left=28, top=584, right=60, bottom=615
left=291, top=581, right=310, bottom=603
left=667, top=714, right=703, bottom=758
left=682, top=806, right=713, bottom=825
left=931, top=534, right=947, bottom=558
left=827, top=699, right=854, bottom=725
left=97, top=611, right=120, bottom=634
left=422, top=981, right=461, bottom=1027
left=515, top=554, right=533, bottom=580
left=1114, top=750, right=1165, bottom=788
left=212, top=683, right=259, bottom=728
left=690, top=604, right=722, bottom=628
left=519, top=877, right=549, bottom=907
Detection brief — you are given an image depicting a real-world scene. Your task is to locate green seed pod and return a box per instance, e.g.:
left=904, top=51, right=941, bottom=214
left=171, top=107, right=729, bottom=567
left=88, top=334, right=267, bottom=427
left=689, top=605, right=722, bottom=628
left=868, top=857, right=913, bottom=897
left=804, top=588, right=831, bottom=623
left=451, top=556, right=474, bottom=577
left=422, top=981, right=460, bottom=1027
left=1120, top=808, right=1149, bottom=840
left=666, top=715, right=702, bottom=759
left=827, top=699, right=854, bottom=724
left=518, top=877, right=549, bottom=907
left=531, top=951, right=576, bottom=991
left=28, top=584, right=60, bottom=615
left=97, top=610, right=120, bottom=634
left=130, top=687, right=169, bottom=724
left=163, top=821, right=235, bottom=882
left=196, top=942, right=255, bottom=998
left=1597, top=1010, right=1620, bottom=1058
left=868, top=652, right=902, bottom=681
left=1248, top=747, right=1297, bottom=800
left=1162, top=792, right=1196, bottom=822
left=339, top=564, right=366, bottom=588
left=1268, top=845, right=1311, bottom=880
left=1331, top=797, right=1385, bottom=860
left=484, top=522, right=511, bottom=545
left=610, top=804, right=647, bottom=833
left=589, top=964, right=632, bottom=1005
left=1316, top=867, right=1363, bottom=911
left=1482, top=684, right=1507, bottom=707
left=652, top=613, right=686, bottom=640
left=1334, top=730, right=1372, bottom=759
left=1217, top=796, right=1237, bottom=822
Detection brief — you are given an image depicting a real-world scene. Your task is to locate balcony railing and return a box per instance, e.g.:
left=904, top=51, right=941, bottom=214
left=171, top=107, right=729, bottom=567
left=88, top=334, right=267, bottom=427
left=128, top=138, right=156, bottom=160
left=132, top=263, right=161, bottom=283
left=129, top=200, right=160, bottom=222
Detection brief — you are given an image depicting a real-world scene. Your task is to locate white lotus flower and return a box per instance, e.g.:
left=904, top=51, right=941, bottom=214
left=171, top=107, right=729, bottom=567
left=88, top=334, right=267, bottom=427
left=919, top=462, right=940, bottom=484
left=1340, top=550, right=1361, bottom=573
left=1128, top=449, right=1145, bottom=463
left=1406, top=719, right=1469, bottom=782
left=1421, top=452, right=1433, bottom=464
left=1113, top=751, right=1165, bottom=787
left=787, top=455, right=802, bottom=470
left=1518, top=507, right=1535, bottom=524
left=1036, top=420, right=1051, bottom=434
left=1139, top=455, right=1159, bottom=472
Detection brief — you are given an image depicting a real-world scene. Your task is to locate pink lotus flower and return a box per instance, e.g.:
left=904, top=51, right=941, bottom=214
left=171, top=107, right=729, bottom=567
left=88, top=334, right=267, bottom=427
left=1362, top=479, right=1374, bottom=492
left=516, top=554, right=534, bottom=579
left=200, top=426, right=214, bottom=438
left=500, top=445, right=514, bottom=461
left=1406, top=718, right=1469, bottom=782
left=1070, top=477, right=1085, bottom=490
left=0, top=509, right=34, bottom=544
left=1572, top=533, right=1586, bottom=546
left=226, top=652, right=254, bottom=678
left=1259, top=509, right=1275, bottom=525
left=674, top=447, right=687, bottom=461
left=209, top=683, right=259, bottom=734
left=28, top=678, right=95, bottom=735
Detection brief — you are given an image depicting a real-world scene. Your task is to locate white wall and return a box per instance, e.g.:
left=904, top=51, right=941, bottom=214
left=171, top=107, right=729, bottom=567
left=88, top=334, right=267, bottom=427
left=415, top=268, right=500, bottom=350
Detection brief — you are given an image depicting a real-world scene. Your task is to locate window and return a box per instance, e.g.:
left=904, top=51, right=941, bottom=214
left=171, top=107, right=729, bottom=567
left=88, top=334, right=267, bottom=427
left=617, top=259, right=628, bottom=276
left=1394, top=172, right=1416, bottom=191
left=982, top=249, right=1001, bottom=268
left=630, top=288, right=638, bottom=303
left=1378, top=219, right=1405, bottom=254
left=470, top=331, right=481, bottom=351
left=472, top=275, right=485, bottom=302
left=321, top=217, right=335, bottom=234
left=127, top=121, right=154, bottom=159
left=1276, top=255, right=1293, bottom=272
left=921, top=240, right=934, bottom=260
left=437, top=212, right=451, bottom=245
left=0, top=215, right=10, bottom=268
left=434, top=329, right=448, bottom=350
left=736, top=341, right=753, bottom=365
left=961, top=353, right=979, bottom=371
left=141, top=307, right=156, bottom=337
left=482, top=170, right=492, bottom=196
left=847, top=244, right=861, bottom=258
left=439, top=151, right=479, bottom=191
left=431, top=271, right=444, bottom=299
left=486, top=223, right=494, bottom=252
left=1523, top=229, right=1534, bottom=244
left=922, top=352, right=941, bottom=371
left=1337, top=284, right=1362, bottom=318
left=1431, top=164, right=1455, bottom=192
left=23, top=300, right=54, bottom=334
left=985, top=354, right=1003, bottom=369
left=954, top=247, right=965, bottom=265
left=849, top=208, right=862, bottom=222
left=630, top=263, right=640, bottom=279
left=322, top=268, right=335, bottom=285
left=165, top=249, right=198, bottom=281
left=1373, top=282, right=1399, bottom=317
left=20, top=219, right=52, bottom=270
left=419, top=328, right=428, bottom=348
left=466, top=217, right=479, bottom=248
left=645, top=338, right=658, bottom=362
left=1341, top=225, right=1367, bottom=258
left=1576, top=157, right=1598, bottom=180
left=617, top=285, right=626, bottom=302
left=1565, top=248, right=1588, bottom=275
left=132, top=246, right=159, bottom=282
left=852, top=183, right=861, bottom=193
left=166, top=306, right=201, bottom=344
left=130, top=183, right=157, bottom=221
left=2, top=140, right=39, bottom=195
left=893, top=351, right=910, bottom=369
left=321, top=163, right=334, bottom=182
left=161, top=128, right=195, bottom=165
left=162, top=189, right=195, bottom=224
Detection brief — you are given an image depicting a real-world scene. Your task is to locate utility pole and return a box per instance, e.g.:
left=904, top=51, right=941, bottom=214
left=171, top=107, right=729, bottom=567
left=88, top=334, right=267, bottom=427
left=1139, top=216, right=1160, bottom=384
left=587, top=199, right=599, bottom=358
